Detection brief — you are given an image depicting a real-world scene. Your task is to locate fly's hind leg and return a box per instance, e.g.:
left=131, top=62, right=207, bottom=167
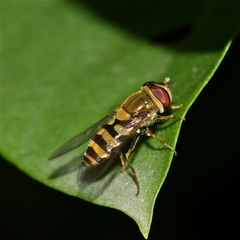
left=120, top=135, right=141, bottom=196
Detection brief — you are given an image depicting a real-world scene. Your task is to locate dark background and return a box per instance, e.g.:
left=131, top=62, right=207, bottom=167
left=1, top=37, right=239, bottom=240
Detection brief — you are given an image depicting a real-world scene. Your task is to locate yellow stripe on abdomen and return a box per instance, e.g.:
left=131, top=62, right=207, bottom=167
left=88, top=139, right=110, bottom=159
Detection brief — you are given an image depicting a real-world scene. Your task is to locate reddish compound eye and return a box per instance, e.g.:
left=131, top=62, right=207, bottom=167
left=151, top=86, right=171, bottom=109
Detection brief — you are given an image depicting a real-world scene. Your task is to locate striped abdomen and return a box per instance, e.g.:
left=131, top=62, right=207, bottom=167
left=83, top=117, right=138, bottom=166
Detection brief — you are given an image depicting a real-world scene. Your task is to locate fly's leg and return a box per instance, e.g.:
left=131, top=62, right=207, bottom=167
left=156, top=103, right=185, bottom=122
left=126, top=135, right=141, bottom=161
left=171, top=103, right=183, bottom=110
left=158, top=114, right=185, bottom=121
left=120, top=135, right=141, bottom=196
left=153, top=105, right=184, bottom=154
left=145, top=128, right=177, bottom=156
left=125, top=156, right=140, bottom=197
left=157, top=102, right=185, bottom=122
left=120, top=152, right=125, bottom=171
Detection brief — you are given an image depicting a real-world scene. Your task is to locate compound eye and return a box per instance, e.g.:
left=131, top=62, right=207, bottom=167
left=151, top=86, right=171, bottom=109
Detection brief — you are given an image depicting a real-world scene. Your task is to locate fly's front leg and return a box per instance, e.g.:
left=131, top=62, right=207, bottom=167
left=145, top=128, right=177, bottom=156
left=156, top=103, right=185, bottom=122
left=120, top=135, right=141, bottom=196
left=171, top=103, right=183, bottom=110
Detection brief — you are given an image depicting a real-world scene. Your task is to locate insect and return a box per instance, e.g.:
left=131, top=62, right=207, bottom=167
left=49, top=77, right=183, bottom=196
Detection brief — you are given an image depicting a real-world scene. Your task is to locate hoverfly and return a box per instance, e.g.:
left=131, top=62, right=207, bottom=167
left=49, top=77, right=183, bottom=196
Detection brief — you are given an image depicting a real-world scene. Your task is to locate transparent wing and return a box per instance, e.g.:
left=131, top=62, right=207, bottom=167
left=48, top=113, right=114, bottom=160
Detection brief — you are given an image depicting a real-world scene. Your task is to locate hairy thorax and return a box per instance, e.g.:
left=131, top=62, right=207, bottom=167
left=120, top=90, right=159, bottom=128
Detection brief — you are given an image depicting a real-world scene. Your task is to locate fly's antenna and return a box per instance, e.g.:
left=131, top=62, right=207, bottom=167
left=163, top=77, right=175, bottom=86
left=156, top=77, right=175, bottom=86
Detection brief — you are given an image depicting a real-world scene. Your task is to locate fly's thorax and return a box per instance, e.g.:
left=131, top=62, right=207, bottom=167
left=121, top=90, right=158, bottom=115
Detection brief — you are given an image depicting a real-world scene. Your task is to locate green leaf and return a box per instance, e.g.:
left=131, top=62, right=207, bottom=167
left=1, top=0, right=239, bottom=238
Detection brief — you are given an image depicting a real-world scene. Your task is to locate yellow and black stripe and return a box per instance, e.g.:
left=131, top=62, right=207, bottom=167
left=83, top=118, right=132, bottom=166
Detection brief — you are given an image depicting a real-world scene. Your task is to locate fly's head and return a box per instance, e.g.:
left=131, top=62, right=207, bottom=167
left=142, top=77, right=173, bottom=113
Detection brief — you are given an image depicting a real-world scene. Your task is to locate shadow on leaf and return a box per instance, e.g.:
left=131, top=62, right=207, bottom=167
left=48, top=153, right=120, bottom=199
